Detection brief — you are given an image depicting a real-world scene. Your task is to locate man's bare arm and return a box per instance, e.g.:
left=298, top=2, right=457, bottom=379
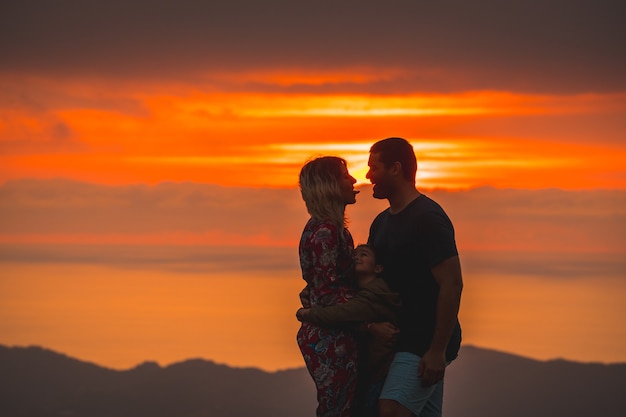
left=419, top=255, right=463, bottom=385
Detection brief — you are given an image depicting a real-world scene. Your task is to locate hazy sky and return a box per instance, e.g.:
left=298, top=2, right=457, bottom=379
left=2, top=0, right=624, bottom=92
left=0, top=1, right=625, bottom=370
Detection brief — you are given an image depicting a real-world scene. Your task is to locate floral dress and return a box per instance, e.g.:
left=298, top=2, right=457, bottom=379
left=297, top=218, right=359, bottom=417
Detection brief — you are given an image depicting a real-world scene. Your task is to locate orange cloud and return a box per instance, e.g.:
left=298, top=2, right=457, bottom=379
left=2, top=181, right=624, bottom=258
left=0, top=231, right=295, bottom=247
left=206, top=67, right=412, bottom=87
left=1, top=79, right=625, bottom=189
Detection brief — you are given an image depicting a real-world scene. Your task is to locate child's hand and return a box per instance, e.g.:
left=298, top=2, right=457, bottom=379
left=368, top=321, right=400, bottom=346
left=295, top=308, right=311, bottom=322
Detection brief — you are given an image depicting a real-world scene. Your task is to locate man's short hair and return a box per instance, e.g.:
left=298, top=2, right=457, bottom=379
left=370, top=137, right=417, bottom=182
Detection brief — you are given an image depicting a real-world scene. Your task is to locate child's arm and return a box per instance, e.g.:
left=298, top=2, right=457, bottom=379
left=296, top=288, right=381, bottom=327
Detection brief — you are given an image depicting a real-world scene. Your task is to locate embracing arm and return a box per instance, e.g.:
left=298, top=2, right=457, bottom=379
left=296, top=290, right=379, bottom=326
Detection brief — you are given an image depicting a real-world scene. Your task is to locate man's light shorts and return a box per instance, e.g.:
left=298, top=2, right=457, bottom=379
left=379, top=352, right=445, bottom=417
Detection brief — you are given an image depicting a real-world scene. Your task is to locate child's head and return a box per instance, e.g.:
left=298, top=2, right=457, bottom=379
left=353, top=244, right=383, bottom=278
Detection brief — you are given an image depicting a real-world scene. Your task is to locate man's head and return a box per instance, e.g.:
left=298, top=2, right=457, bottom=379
left=367, top=137, right=417, bottom=199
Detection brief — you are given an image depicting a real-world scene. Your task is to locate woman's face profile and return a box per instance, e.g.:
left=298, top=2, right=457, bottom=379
left=338, top=164, right=358, bottom=205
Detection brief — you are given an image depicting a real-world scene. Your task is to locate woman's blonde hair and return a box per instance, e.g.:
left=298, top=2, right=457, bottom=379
left=299, top=156, right=348, bottom=226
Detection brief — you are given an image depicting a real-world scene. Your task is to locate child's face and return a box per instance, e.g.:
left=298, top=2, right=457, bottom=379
left=353, top=246, right=379, bottom=275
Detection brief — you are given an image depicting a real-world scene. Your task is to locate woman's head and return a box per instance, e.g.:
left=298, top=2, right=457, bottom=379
left=299, top=156, right=358, bottom=225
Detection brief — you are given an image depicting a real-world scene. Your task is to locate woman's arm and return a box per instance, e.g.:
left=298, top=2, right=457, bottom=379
left=296, top=288, right=390, bottom=326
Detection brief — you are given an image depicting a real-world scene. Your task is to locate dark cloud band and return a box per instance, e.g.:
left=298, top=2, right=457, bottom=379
left=1, top=0, right=624, bottom=93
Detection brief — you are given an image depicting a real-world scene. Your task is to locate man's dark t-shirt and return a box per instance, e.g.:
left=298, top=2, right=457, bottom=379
left=368, top=194, right=462, bottom=362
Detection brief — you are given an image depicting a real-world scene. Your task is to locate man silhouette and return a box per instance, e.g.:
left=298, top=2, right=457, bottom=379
left=366, top=137, right=463, bottom=417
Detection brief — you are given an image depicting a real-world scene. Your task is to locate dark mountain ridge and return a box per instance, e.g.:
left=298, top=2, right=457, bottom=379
left=1, top=344, right=625, bottom=417
left=0, top=345, right=313, bottom=417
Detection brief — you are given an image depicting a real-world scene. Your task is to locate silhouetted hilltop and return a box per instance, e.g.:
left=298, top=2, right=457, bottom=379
left=1, top=345, right=625, bottom=417
left=0, top=345, right=315, bottom=417
left=444, top=346, right=626, bottom=417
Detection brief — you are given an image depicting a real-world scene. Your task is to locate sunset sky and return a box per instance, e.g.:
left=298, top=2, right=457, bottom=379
left=1, top=1, right=625, bottom=371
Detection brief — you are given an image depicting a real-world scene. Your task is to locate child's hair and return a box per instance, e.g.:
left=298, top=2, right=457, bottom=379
left=355, top=243, right=377, bottom=260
